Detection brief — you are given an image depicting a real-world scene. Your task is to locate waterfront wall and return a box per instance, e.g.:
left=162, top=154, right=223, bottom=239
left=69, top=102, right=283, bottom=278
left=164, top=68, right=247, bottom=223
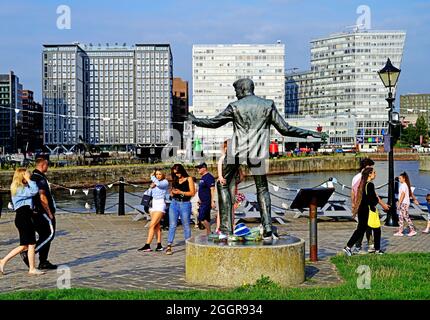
left=368, top=153, right=419, bottom=161
left=0, top=156, right=360, bottom=190
left=420, top=155, right=430, bottom=171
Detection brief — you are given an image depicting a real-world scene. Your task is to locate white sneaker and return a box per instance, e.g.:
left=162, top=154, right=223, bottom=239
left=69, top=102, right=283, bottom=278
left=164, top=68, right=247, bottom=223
left=343, top=247, right=352, bottom=257
left=354, top=247, right=368, bottom=255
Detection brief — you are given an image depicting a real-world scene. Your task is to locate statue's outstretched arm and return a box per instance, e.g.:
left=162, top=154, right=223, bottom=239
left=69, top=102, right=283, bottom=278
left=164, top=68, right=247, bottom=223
left=270, top=104, right=320, bottom=138
left=189, top=105, right=234, bottom=128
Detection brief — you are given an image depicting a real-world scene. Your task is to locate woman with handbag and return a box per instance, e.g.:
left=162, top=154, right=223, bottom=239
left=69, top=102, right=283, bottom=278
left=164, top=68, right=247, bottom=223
left=343, top=167, right=389, bottom=256
left=138, top=170, right=169, bottom=252
left=165, top=164, right=196, bottom=255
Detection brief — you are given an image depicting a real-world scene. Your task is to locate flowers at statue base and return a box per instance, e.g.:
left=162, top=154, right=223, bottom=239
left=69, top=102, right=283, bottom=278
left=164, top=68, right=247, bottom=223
left=235, top=192, right=246, bottom=207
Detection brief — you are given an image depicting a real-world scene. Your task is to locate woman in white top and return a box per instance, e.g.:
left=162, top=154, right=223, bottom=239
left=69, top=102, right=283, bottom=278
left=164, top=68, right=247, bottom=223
left=138, top=170, right=169, bottom=252
left=394, top=172, right=419, bottom=237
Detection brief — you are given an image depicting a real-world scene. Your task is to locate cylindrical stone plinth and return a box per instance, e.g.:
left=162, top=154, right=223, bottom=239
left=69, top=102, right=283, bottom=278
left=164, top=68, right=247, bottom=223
left=186, top=235, right=305, bottom=287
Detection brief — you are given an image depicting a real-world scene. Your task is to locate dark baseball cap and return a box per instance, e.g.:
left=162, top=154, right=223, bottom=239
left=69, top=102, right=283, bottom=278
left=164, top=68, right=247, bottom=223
left=195, top=162, right=207, bottom=169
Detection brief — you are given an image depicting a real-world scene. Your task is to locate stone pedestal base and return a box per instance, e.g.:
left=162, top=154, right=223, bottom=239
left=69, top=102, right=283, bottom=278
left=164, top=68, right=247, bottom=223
left=185, top=235, right=305, bottom=287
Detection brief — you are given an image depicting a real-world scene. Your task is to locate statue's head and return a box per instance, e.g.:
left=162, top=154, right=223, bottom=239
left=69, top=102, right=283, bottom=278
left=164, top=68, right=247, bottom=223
left=233, top=78, right=254, bottom=99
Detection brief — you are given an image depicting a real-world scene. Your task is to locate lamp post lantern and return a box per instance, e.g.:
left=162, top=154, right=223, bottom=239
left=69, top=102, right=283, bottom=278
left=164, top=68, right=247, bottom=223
left=378, top=58, right=401, bottom=227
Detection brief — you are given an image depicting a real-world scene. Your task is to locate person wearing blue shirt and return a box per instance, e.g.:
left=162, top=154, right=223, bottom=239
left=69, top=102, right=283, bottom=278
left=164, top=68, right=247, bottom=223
left=0, top=168, right=45, bottom=275
left=196, top=162, right=216, bottom=235
left=138, top=170, right=169, bottom=252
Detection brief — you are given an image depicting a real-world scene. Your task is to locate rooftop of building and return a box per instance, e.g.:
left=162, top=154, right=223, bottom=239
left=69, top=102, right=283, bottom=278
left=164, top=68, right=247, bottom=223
left=311, top=28, right=406, bottom=43
left=43, top=43, right=171, bottom=51
left=400, top=93, right=430, bottom=97
left=193, top=43, right=284, bottom=48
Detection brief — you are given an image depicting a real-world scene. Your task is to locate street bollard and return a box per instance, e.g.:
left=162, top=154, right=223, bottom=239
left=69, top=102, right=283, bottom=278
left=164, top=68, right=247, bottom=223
left=309, top=196, right=318, bottom=262
left=93, top=185, right=106, bottom=214
left=118, top=177, right=125, bottom=216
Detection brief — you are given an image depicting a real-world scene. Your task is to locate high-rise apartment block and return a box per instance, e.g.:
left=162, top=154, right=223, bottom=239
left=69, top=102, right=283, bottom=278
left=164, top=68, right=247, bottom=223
left=42, top=43, right=173, bottom=148
left=286, top=30, right=406, bottom=147
left=192, top=43, right=285, bottom=154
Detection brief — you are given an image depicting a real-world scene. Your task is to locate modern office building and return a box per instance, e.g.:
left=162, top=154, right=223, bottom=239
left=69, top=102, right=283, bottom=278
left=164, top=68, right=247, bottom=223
left=192, top=43, right=285, bottom=155
left=0, top=71, right=22, bottom=153
left=18, top=90, right=43, bottom=153
left=400, top=94, right=430, bottom=130
left=172, top=77, right=189, bottom=149
left=42, top=43, right=173, bottom=148
left=286, top=30, right=406, bottom=148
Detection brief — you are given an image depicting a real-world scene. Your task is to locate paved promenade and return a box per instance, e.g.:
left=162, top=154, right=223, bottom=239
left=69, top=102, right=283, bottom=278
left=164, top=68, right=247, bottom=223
left=0, top=211, right=429, bottom=293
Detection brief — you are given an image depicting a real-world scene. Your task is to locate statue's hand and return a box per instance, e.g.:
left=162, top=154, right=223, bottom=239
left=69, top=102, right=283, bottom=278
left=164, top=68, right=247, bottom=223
left=306, top=131, right=320, bottom=139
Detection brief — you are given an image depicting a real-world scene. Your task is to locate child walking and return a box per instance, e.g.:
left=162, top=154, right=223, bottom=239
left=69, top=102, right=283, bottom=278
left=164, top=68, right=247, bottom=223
left=394, top=172, right=419, bottom=237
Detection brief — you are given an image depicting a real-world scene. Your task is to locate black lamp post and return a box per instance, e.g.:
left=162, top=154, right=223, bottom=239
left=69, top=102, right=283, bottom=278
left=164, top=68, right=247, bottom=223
left=378, top=58, right=401, bottom=226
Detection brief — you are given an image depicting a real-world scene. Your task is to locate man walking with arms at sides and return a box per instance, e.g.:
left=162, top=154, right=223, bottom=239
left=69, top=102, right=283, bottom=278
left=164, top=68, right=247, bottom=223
left=21, top=158, right=58, bottom=270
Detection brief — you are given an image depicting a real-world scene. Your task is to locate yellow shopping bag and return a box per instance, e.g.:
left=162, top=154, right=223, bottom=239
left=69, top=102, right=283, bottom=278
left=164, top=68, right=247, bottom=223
left=368, top=207, right=381, bottom=228
left=366, top=182, right=381, bottom=228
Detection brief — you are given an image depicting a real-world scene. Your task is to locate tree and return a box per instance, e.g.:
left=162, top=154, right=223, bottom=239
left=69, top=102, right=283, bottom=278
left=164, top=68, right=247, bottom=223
left=400, top=124, right=418, bottom=146
left=415, top=114, right=429, bottom=145
left=321, top=132, right=328, bottom=145
left=400, top=114, right=429, bottom=146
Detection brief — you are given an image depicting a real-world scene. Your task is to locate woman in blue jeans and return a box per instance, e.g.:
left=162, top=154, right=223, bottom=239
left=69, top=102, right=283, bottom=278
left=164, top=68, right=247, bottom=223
left=166, top=164, right=196, bottom=255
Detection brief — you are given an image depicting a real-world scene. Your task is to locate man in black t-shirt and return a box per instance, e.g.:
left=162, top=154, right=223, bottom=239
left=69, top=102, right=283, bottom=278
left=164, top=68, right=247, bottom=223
left=196, top=163, right=216, bottom=235
left=21, top=158, right=57, bottom=270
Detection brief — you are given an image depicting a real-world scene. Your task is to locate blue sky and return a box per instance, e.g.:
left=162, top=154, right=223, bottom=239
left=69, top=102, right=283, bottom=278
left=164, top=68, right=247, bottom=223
left=1, top=0, right=429, bottom=104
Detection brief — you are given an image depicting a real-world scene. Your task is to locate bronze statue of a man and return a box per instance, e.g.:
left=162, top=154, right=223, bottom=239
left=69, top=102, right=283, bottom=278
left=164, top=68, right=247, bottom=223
left=189, top=78, right=321, bottom=240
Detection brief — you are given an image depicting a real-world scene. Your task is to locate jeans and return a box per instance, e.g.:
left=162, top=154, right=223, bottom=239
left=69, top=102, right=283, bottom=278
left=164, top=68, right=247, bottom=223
left=167, top=199, right=192, bottom=245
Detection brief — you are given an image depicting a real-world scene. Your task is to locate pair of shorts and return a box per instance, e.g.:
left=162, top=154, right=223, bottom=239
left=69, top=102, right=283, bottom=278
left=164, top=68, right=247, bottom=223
left=198, top=204, right=211, bottom=222
left=14, top=206, right=36, bottom=245
left=149, top=198, right=167, bottom=213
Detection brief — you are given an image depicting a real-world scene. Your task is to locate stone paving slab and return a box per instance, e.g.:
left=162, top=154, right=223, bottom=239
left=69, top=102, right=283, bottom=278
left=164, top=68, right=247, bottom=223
left=0, top=212, right=429, bottom=293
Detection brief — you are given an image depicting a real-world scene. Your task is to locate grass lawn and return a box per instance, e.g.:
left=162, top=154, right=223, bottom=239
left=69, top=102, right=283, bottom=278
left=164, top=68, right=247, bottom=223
left=0, top=253, right=429, bottom=300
